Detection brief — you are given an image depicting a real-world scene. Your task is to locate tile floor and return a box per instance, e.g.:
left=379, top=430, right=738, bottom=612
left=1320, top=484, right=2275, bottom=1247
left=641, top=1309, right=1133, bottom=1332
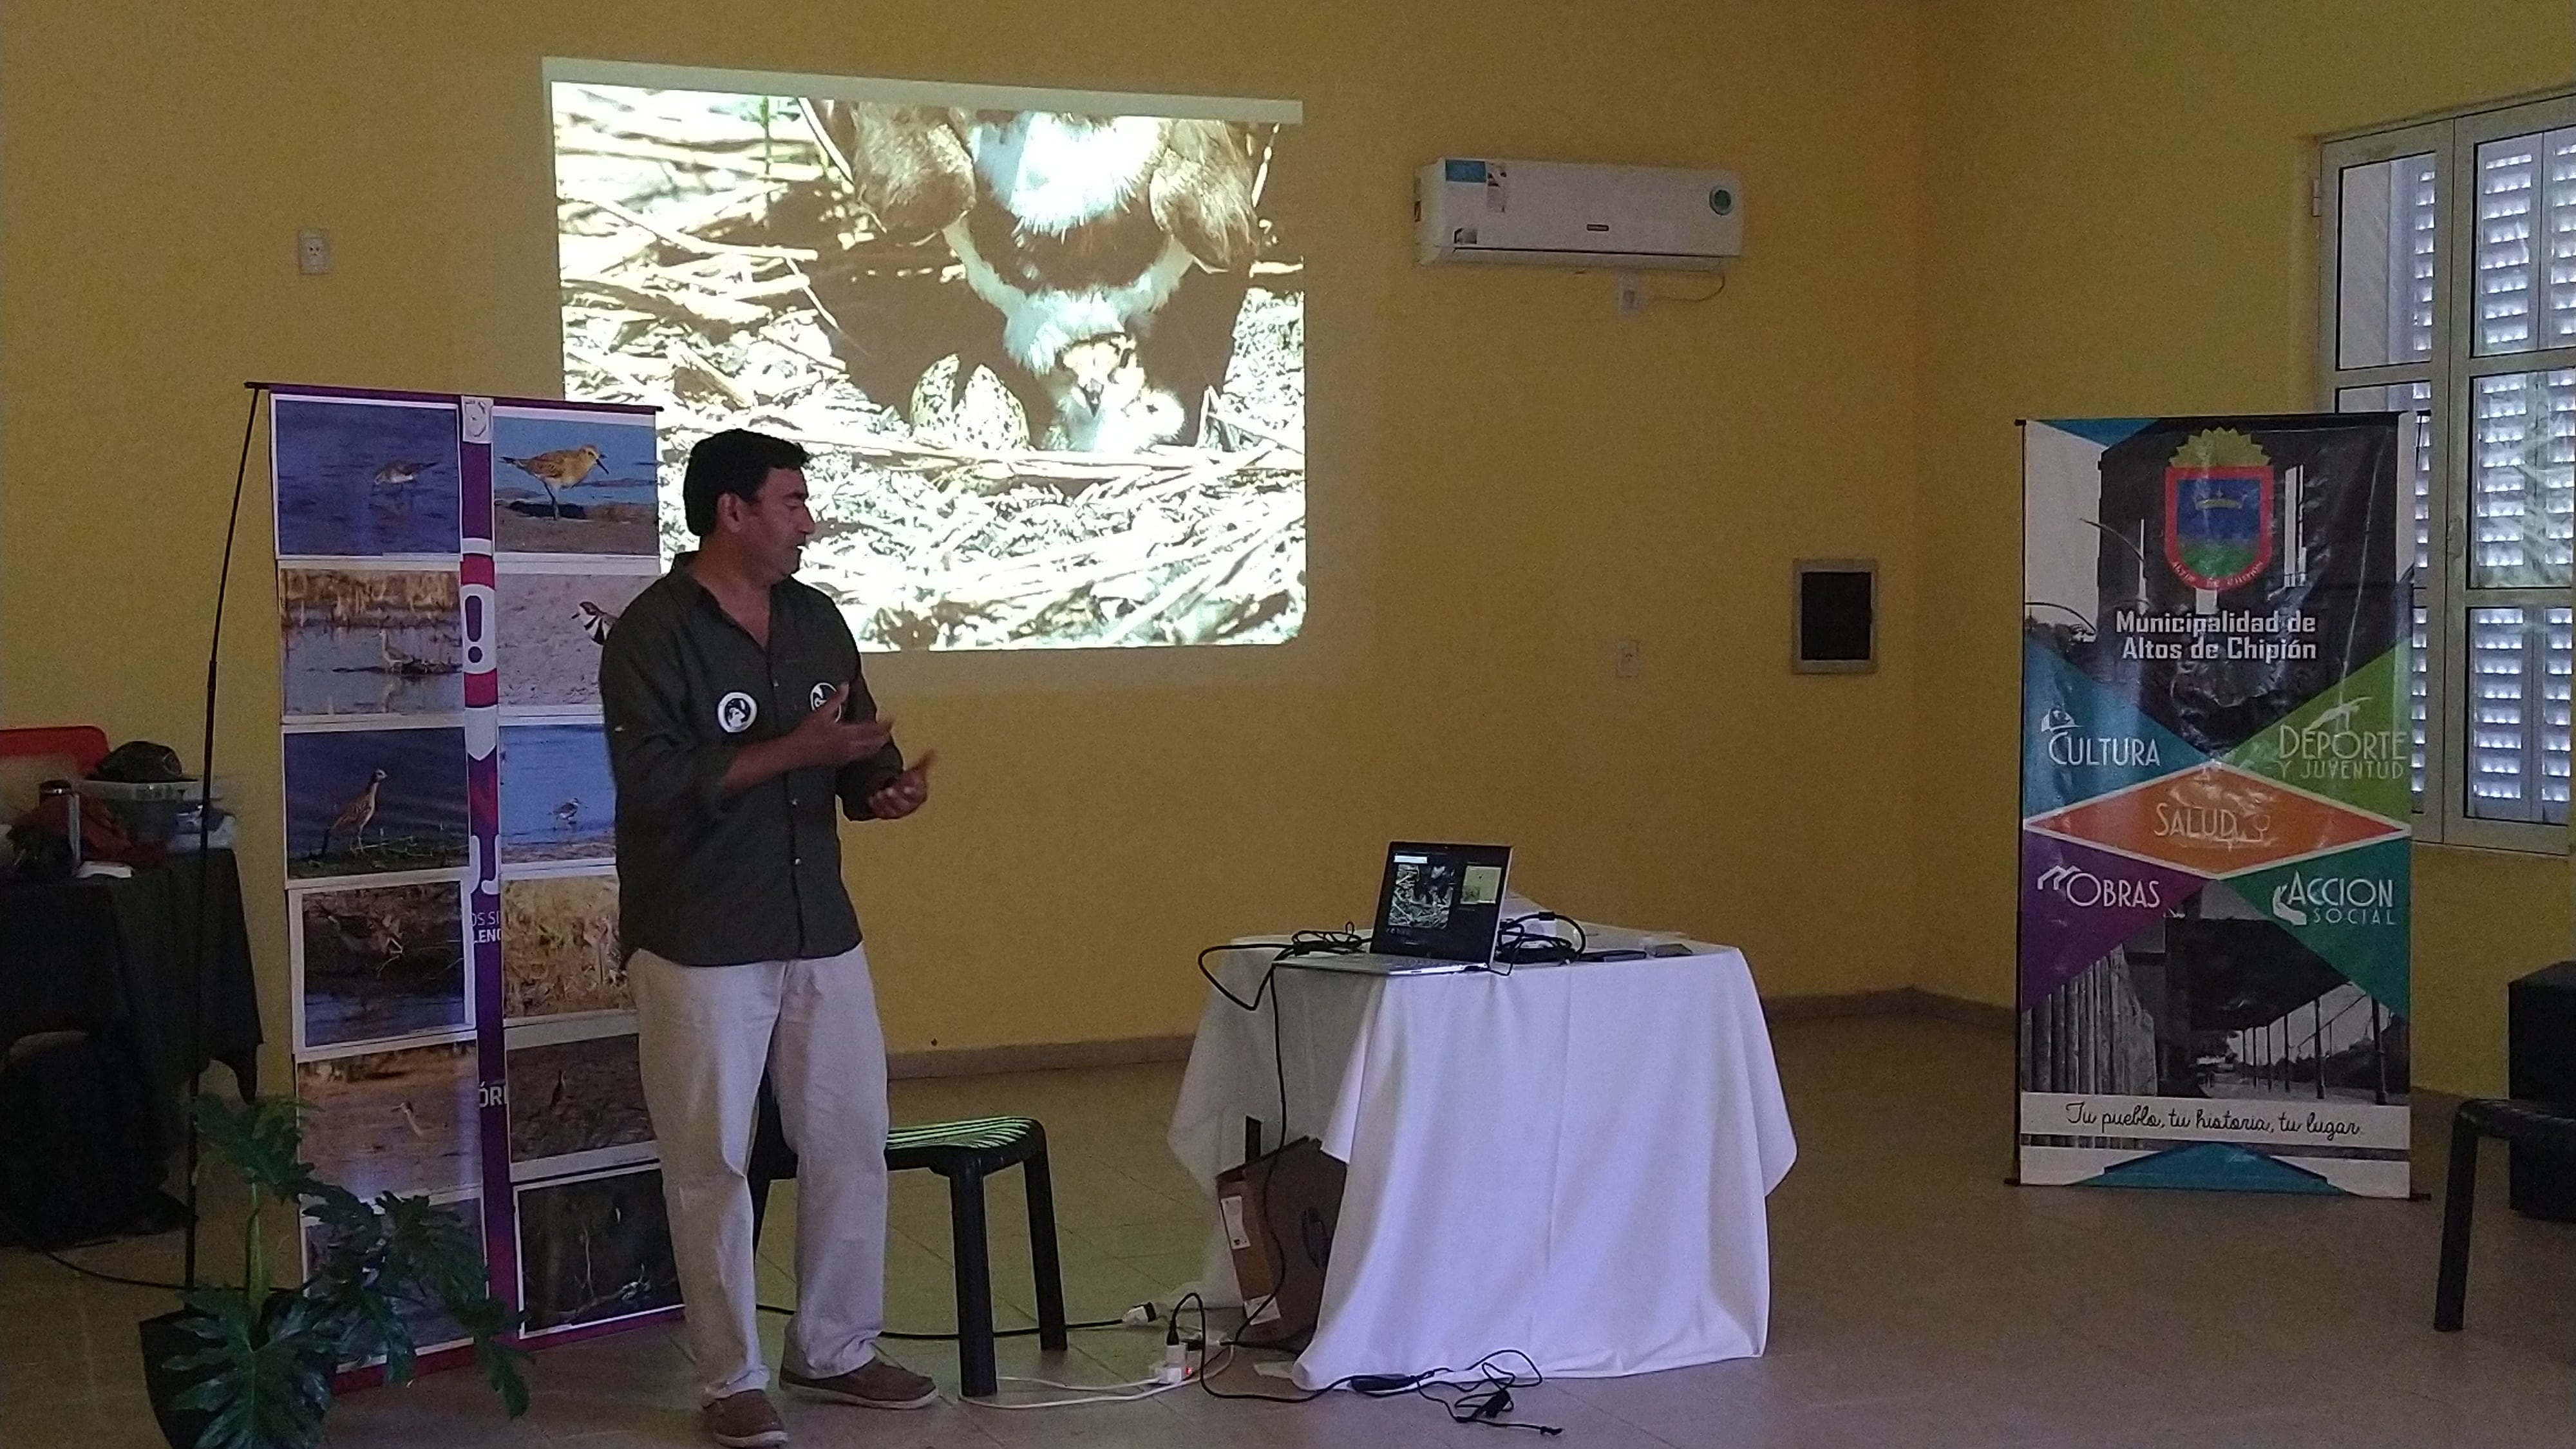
left=4, top=1016, right=2571, bottom=1448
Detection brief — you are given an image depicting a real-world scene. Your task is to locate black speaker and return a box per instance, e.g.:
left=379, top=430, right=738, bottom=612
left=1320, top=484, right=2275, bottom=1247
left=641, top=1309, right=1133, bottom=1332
left=2507, top=960, right=2576, bottom=1221
left=1794, top=559, right=1876, bottom=673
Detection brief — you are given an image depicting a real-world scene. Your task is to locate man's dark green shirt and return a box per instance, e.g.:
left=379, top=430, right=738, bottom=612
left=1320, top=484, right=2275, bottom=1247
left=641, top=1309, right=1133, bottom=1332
left=598, top=555, right=902, bottom=967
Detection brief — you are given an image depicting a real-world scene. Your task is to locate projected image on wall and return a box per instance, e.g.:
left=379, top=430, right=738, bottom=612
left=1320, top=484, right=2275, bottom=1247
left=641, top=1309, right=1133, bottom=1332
left=551, top=73, right=1305, bottom=650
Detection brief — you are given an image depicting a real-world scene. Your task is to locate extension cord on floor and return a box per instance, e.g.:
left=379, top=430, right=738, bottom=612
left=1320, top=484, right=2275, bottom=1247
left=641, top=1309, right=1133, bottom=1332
left=1154, top=1334, right=1202, bottom=1386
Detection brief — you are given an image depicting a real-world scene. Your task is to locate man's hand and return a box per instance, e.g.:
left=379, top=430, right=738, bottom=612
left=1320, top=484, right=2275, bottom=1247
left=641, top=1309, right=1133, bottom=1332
left=868, top=749, right=937, bottom=820
left=788, top=685, right=892, bottom=769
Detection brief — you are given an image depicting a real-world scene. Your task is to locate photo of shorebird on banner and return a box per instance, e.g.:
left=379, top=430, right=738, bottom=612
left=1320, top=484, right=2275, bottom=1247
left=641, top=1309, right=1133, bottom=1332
left=290, top=874, right=473, bottom=1054
left=493, top=555, right=659, bottom=713
left=272, top=393, right=462, bottom=560
left=281, top=721, right=471, bottom=880
left=279, top=565, right=466, bottom=720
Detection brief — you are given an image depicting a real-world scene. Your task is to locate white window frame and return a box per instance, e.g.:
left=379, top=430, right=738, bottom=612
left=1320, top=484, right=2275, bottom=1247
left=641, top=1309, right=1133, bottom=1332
left=2320, top=91, right=2576, bottom=855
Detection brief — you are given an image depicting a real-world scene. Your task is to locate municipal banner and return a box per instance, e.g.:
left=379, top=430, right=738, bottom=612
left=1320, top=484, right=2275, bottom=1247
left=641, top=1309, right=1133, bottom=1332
left=2018, top=414, right=2410, bottom=1197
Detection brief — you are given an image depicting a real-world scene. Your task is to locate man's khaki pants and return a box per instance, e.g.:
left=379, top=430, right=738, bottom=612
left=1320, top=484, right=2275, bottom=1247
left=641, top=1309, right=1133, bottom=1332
left=630, top=945, right=889, bottom=1404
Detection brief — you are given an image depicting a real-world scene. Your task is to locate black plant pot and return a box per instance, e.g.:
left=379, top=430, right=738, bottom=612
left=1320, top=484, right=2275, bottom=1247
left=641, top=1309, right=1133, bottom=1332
left=137, top=1296, right=332, bottom=1449
left=137, top=1310, right=217, bottom=1449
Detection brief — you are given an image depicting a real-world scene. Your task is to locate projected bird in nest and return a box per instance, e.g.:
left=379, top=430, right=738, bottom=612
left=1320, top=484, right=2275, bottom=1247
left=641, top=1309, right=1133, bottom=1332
left=813, top=104, right=1270, bottom=453
left=551, top=80, right=1306, bottom=650
left=1387, top=863, right=1460, bottom=931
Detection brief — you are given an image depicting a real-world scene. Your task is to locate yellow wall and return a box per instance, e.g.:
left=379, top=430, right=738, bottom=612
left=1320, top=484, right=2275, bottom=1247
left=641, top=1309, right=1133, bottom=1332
left=0, top=0, right=1926, bottom=1092
left=1913, top=0, right=2575, bottom=1096
left=8, top=0, right=2562, bottom=1102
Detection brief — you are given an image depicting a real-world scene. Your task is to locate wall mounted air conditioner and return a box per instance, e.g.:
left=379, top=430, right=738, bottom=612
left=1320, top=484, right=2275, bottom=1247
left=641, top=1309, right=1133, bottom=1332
left=1415, top=158, right=1743, bottom=270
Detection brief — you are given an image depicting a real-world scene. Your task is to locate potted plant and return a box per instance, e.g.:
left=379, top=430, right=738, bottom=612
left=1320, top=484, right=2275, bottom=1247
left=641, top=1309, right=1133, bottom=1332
left=137, top=1095, right=529, bottom=1449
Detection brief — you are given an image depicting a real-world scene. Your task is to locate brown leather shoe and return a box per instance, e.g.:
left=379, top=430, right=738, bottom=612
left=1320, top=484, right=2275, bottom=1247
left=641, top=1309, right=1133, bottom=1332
left=703, top=1388, right=788, bottom=1448
left=781, top=1354, right=939, bottom=1409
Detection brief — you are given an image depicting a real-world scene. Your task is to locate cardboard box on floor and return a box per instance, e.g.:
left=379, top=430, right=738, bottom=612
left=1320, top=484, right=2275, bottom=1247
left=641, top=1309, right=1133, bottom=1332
left=1215, top=1137, right=1346, bottom=1352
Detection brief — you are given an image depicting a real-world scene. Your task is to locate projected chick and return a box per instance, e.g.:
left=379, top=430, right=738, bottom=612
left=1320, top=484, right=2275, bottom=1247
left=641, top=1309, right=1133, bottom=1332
left=822, top=106, right=1260, bottom=451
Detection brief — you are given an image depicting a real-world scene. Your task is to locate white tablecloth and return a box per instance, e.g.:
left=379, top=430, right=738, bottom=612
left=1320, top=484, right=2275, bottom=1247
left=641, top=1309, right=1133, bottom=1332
left=1166, top=920, right=1796, bottom=1388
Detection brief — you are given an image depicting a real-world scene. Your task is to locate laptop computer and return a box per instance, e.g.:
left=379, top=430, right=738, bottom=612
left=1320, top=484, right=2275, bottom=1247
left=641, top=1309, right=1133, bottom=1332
left=1280, top=841, right=1513, bottom=977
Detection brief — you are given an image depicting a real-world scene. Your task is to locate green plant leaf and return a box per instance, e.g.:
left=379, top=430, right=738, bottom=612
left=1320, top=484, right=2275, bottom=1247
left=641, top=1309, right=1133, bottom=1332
left=189, top=1096, right=312, bottom=1198
left=165, top=1296, right=336, bottom=1449
left=187, top=1097, right=535, bottom=1430
left=172, top=1289, right=256, bottom=1340
left=165, top=1289, right=258, bottom=1375
left=192, top=1094, right=346, bottom=1206
left=299, top=1266, right=406, bottom=1384
left=382, top=1191, right=528, bottom=1414
left=475, top=1332, right=533, bottom=1419
left=301, top=1181, right=372, bottom=1235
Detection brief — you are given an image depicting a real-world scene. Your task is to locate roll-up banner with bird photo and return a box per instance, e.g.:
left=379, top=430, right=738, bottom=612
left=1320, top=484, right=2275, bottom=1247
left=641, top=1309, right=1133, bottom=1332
left=270, top=383, right=675, bottom=1378
left=2017, top=413, right=2412, bottom=1198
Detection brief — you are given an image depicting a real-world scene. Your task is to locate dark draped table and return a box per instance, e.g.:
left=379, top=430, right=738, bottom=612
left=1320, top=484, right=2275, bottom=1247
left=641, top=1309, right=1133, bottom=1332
left=0, top=848, right=262, bottom=1101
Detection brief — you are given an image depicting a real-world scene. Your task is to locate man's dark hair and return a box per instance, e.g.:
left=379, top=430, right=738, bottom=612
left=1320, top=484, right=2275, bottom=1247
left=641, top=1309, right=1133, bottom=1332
left=683, top=430, right=809, bottom=535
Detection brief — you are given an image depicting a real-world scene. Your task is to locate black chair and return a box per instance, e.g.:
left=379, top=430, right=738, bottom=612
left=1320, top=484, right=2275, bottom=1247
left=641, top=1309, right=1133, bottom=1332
left=2434, top=1097, right=2576, bottom=1331
left=747, top=1079, right=1068, bottom=1397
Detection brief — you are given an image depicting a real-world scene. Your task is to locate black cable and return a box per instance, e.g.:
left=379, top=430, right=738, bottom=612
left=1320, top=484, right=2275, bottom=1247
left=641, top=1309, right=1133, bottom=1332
left=1194, top=939, right=1292, bottom=1014
left=1186, top=1286, right=1558, bottom=1435
left=1195, top=933, right=1359, bottom=1336
left=1188, top=943, right=1293, bottom=1336
left=1649, top=270, right=1727, bottom=305
left=1192, top=927, right=1365, bottom=1014
left=26, top=1249, right=188, bottom=1294
left=182, top=384, right=263, bottom=1291
left=0, top=1202, right=187, bottom=1292
left=751, top=1302, right=1128, bottom=1340
left=1412, top=1352, right=1559, bottom=1434
left=1253, top=961, right=1293, bottom=1330
left=1493, top=913, right=1585, bottom=969
left=1180, top=1289, right=1276, bottom=1403
left=1282, top=925, right=1368, bottom=957
left=880, top=1325, right=1108, bottom=1343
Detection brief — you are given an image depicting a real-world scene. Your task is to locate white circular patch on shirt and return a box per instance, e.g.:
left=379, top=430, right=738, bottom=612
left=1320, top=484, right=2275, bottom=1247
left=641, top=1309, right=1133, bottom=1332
left=809, top=681, right=834, bottom=712
left=716, top=691, right=758, bottom=734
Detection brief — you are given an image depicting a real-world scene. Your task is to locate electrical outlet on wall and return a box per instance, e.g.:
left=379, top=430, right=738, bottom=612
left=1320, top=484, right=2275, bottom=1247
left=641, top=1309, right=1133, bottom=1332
left=297, top=228, right=332, bottom=276
left=1614, top=638, right=1642, bottom=678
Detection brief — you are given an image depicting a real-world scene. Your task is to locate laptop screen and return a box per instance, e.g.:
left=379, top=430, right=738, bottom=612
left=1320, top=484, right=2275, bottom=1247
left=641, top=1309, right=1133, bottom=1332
left=1369, top=842, right=1512, bottom=961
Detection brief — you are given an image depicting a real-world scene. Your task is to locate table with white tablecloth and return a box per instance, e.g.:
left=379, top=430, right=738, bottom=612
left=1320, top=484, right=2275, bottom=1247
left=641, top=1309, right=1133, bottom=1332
left=1165, top=917, right=1796, bottom=1388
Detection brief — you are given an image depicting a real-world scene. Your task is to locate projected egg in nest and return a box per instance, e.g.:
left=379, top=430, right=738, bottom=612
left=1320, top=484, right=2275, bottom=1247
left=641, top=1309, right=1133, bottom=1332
left=907, top=356, right=1030, bottom=451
